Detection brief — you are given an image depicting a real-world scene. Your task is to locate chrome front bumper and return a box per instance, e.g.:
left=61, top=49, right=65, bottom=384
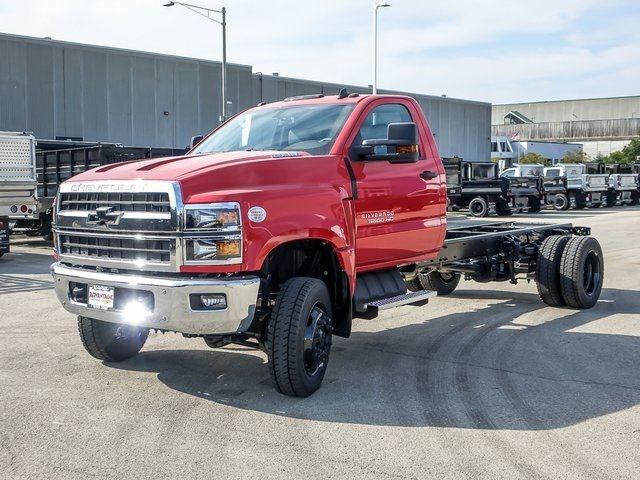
left=51, top=262, right=260, bottom=335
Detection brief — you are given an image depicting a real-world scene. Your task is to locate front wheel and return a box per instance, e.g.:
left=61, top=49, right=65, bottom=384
left=468, top=196, right=489, bottom=217
left=77, top=317, right=148, bottom=361
left=528, top=197, right=542, bottom=213
left=553, top=194, right=570, bottom=211
left=266, top=277, right=333, bottom=397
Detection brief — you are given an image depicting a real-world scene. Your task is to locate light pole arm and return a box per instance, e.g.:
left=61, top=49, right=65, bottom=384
left=165, top=1, right=228, bottom=122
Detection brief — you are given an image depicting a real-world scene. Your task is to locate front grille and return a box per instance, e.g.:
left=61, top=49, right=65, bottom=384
left=59, top=233, right=172, bottom=263
left=59, top=192, right=171, bottom=213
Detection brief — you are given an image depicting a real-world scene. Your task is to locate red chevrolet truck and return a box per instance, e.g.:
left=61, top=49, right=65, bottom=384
left=51, top=93, right=604, bottom=397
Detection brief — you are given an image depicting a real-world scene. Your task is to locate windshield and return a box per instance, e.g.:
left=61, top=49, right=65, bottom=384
left=193, top=104, right=354, bottom=156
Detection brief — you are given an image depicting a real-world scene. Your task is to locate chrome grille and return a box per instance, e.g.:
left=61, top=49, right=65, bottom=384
left=56, top=181, right=182, bottom=272
left=59, top=192, right=171, bottom=213
left=59, top=233, right=172, bottom=263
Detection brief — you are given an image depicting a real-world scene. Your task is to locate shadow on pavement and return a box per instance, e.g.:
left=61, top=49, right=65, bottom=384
left=0, top=248, right=54, bottom=293
left=107, top=286, right=640, bottom=431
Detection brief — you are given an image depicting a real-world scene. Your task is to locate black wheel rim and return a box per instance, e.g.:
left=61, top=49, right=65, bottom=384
left=303, top=302, right=332, bottom=377
left=471, top=201, right=484, bottom=215
left=439, top=272, right=455, bottom=282
left=583, top=251, right=601, bottom=296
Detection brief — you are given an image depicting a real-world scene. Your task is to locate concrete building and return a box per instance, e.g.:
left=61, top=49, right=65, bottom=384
left=492, top=96, right=640, bottom=158
left=0, top=32, right=491, bottom=161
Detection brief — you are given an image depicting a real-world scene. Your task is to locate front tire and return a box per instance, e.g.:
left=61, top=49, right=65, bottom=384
left=266, top=277, right=333, bottom=397
left=553, top=193, right=569, bottom=211
left=468, top=196, right=489, bottom=217
left=559, top=236, right=604, bottom=309
left=77, top=317, right=148, bottom=361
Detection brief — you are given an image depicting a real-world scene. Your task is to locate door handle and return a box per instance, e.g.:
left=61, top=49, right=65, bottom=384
left=420, top=170, right=438, bottom=180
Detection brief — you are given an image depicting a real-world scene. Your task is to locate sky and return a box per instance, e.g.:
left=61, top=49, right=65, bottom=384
left=1, top=0, right=639, bottom=104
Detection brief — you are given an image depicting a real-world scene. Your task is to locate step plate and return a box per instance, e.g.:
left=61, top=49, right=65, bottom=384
left=366, top=290, right=437, bottom=311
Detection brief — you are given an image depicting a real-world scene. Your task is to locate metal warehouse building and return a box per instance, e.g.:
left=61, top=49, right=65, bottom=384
left=492, top=96, right=640, bottom=158
left=0, top=32, right=490, bottom=160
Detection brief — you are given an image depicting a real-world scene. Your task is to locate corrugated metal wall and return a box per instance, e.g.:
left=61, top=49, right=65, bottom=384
left=492, top=97, right=640, bottom=124
left=492, top=119, right=640, bottom=141
left=0, top=33, right=490, bottom=160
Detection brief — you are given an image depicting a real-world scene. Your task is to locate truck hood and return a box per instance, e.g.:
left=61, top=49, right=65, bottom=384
left=68, top=150, right=312, bottom=182
left=64, top=150, right=346, bottom=203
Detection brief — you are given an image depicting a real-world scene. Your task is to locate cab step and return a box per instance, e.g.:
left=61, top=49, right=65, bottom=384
left=358, top=290, right=437, bottom=319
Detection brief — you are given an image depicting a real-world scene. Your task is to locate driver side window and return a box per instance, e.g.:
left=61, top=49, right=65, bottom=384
left=353, top=104, right=412, bottom=154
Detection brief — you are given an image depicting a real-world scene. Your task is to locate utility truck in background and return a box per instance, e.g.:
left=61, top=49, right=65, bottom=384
left=500, top=163, right=568, bottom=211
left=0, top=132, right=38, bottom=237
left=50, top=93, right=605, bottom=397
left=544, top=163, right=609, bottom=209
left=448, top=160, right=542, bottom=217
left=603, top=163, right=639, bottom=206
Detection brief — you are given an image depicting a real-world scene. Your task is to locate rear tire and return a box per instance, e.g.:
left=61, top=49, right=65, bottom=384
left=605, top=192, right=618, bottom=207
left=559, top=236, right=604, bottom=309
left=266, top=277, right=333, bottom=397
left=528, top=196, right=542, bottom=213
left=536, top=235, right=570, bottom=306
left=77, top=317, right=148, bottom=361
left=407, top=271, right=460, bottom=295
left=468, top=196, right=488, bottom=217
left=570, top=193, right=586, bottom=210
left=496, top=199, right=513, bottom=216
left=553, top=194, right=569, bottom=211
left=421, top=271, right=461, bottom=295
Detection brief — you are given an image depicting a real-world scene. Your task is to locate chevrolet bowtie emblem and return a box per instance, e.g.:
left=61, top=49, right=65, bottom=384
left=86, top=206, right=123, bottom=227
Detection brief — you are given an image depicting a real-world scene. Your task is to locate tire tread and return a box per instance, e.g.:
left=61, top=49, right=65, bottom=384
left=536, top=235, right=570, bottom=306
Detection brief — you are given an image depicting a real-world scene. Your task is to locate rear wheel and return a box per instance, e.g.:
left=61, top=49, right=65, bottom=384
left=605, top=191, right=618, bottom=207
left=559, top=236, right=604, bottom=309
left=630, top=194, right=639, bottom=206
left=77, top=317, right=148, bottom=361
left=496, top=199, right=513, bottom=216
left=266, top=277, right=333, bottom=397
left=407, top=271, right=461, bottom=295
left=468, top=196, right=488, bottom=217
left=528, top=196, right=542, bottom=213
left=553, top=193, right=569, bottom=211
left=570, top=193, right=586, bottom=210
left=536, top=235, right=570, bottom=306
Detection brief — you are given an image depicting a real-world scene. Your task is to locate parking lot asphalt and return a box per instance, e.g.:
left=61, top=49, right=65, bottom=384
left=1, top=206, right=639, bottom=480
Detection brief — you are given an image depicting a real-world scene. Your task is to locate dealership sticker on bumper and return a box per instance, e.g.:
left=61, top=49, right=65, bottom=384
left=88, top=285, right=115, bottom=310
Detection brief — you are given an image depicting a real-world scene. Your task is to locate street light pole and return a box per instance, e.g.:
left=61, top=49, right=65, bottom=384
left=372, top=1, right=390, bottom=95
left=220, top=6, right=226, bottom=122
left=163, top=1, right=228, bottom=122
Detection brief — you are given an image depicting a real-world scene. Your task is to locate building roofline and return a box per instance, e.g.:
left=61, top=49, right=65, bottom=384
left=0, top=31, right=252, bottom=69
left=494, top=94, right=640, bottom=107
left=255, top=73, right=491, bottom=106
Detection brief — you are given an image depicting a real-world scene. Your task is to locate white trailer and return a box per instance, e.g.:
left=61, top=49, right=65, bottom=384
left=0, top=132, right=38, bottom=222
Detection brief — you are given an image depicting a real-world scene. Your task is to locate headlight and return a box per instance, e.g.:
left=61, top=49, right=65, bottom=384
left=183, top=202, right=242, bottom=264
left=185, top=203, right=240, bottom=230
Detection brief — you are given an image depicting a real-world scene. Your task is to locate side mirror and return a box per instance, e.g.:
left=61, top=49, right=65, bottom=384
left=353, top=122, right=420, bottom=163
left=190, top=135, right=204, bottom=149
